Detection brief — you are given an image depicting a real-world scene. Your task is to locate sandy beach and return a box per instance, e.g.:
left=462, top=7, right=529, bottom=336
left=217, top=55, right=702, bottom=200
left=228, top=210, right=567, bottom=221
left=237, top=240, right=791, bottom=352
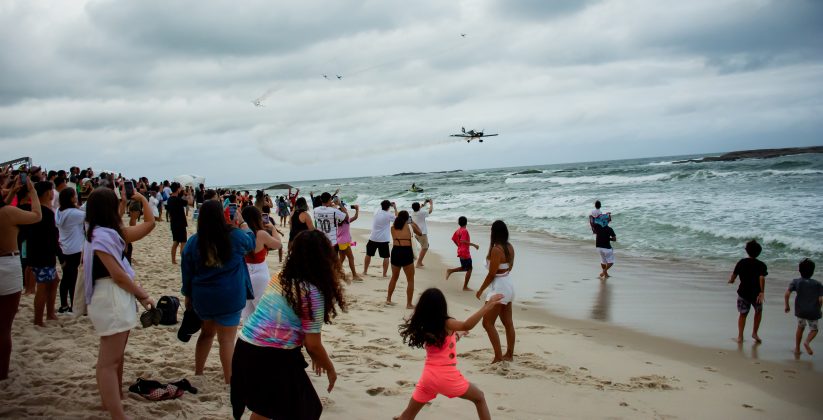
left=1, top=215, right=821, bottom=419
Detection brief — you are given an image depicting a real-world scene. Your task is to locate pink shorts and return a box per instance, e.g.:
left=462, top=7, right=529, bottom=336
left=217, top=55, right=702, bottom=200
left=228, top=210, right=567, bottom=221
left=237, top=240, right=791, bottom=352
left=412, top=364, right=470, bottom=403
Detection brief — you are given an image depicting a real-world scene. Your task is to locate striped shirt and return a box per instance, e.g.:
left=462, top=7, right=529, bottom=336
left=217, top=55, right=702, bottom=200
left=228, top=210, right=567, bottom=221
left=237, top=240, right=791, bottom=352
left=239, top=277, right=324, bottom=349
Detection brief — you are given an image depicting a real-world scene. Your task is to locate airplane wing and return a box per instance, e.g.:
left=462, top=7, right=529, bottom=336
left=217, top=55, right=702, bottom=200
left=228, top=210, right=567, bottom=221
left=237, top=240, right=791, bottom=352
left=450, top=134, right=471, bottom=137
left=481, top=134, right=498, bottom=137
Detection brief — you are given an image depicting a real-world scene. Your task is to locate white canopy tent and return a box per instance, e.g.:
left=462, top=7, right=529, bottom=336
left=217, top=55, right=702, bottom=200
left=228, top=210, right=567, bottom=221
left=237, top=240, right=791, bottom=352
left=173, top=174, right=206, bottom=188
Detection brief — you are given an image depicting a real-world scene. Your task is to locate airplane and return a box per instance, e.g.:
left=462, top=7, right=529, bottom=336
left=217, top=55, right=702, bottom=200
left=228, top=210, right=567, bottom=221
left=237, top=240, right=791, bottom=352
left=336, top=74, right=343, bottom=80
left=450, top=126, right=498, bottom=143
left=460, top=33, right=467, bottom=37
left=252, top=99, right=264, bottom=107
left=322, top=74, right=329, bottom=80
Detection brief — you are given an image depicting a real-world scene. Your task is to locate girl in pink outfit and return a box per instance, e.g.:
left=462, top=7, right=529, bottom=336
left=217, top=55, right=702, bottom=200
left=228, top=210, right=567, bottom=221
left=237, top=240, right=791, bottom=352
left=395, top=288, right=502, bottom=420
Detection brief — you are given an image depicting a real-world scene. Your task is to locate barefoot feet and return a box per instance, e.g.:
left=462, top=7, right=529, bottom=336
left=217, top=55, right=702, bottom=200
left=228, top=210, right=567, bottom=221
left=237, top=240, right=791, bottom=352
left=804, top=342, right=814, bottom=355
left=752, top=334, right=762, bottom=344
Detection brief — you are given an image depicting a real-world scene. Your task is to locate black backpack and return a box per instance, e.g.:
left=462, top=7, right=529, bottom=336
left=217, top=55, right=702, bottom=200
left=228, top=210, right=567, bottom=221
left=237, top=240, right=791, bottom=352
left=156, top=296, right=180, bottom=325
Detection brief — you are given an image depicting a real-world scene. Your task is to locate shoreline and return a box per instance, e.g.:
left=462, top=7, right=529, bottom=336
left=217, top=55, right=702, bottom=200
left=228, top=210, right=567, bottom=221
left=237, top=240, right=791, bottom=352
left=353, top=210, right=813, bottom=371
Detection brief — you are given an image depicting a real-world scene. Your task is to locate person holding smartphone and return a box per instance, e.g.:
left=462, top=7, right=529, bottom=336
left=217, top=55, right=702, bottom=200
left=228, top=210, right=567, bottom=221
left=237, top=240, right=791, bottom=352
left=0, top=175, right=42, bottom=380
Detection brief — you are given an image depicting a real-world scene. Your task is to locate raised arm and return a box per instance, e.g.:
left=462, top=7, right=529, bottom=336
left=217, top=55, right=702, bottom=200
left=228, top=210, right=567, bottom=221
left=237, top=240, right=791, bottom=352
left=349, top=204, right=360, bottom=223
left=428, top=199, right=434, bottom=214
left=257, top=229, right=282, bottom=251
left=122, top=194, right=155, bottom=243
left=8, top=177, right=42, bottom=225
left=410, top=222, right=422, bottom=236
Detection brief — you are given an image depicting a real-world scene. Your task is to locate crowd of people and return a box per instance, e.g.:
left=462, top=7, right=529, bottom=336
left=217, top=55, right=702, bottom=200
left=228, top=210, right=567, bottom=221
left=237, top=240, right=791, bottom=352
left=1, top=162, right=820, bottom=420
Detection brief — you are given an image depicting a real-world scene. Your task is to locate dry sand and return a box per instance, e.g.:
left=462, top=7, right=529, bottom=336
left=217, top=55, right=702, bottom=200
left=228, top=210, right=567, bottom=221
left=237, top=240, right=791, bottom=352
left=1, top=217, right=821, bottom=419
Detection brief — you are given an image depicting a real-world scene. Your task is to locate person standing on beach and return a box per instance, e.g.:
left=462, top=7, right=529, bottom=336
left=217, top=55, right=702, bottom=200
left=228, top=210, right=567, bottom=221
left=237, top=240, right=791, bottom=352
left=288, top=197, right=314, bottom=250
left=313, top=192, right=346, bottom=249
left=476, top=220, right=516, bottom=364
left=239, top=206, right=282, bottom=320
left=446, top=216, right=479, bottom=291
left=594, top=222, right=617, bottom=279
left=288, top=187, right=300, bottom=213
left=84, top=186, right=155, bottom=420
left=166, top=183, right=187, bottom=265
left=784, top=258, right=821, bottom=355
left=181, top=200, right=255, bottom=385
left=411, top=199, right=433, bottom=268
left=26, top=181, right=61, bottom=326
left=0, top=175, right=41, bottom=380
left=387, top=211, right=422, bottom=308
left=230, top=230, right=345, bottom=420
left=55, top=188, right=85, bottom=313
left=728, top=240, right=768, bottom=343
left=364, top=200, right=397, bottom=277
left=336, top=200, right=361, bottom=282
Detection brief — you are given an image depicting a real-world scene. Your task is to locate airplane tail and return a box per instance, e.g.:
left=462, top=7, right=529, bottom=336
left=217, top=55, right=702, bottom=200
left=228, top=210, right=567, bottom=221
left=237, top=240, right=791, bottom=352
left=461, top=126, right=466, bottom=133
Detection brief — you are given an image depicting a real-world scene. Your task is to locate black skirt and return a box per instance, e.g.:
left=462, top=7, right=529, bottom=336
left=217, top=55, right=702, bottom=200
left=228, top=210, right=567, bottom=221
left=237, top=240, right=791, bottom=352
left=390, top=245, right=414, bottom=267
left=231, top=339, right=322, bottom=420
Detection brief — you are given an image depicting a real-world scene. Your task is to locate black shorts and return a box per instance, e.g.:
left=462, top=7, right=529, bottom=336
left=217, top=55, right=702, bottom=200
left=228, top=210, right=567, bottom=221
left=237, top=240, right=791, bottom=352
left=171, top=224, right=188, bottom=243
left=390, top=246, right=414, bottom=267
left=366, top=240, right=390, bottom=258
left=459, top=258, right=473, bottom=271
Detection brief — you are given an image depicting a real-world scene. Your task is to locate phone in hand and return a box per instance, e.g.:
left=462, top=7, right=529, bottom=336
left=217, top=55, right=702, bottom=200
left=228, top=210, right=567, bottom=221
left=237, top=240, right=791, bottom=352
left=262, top=213, right=271, bottom=224
left=124, top=181, right=135, bottom=199
left=19, top=172, right=27, bottom=185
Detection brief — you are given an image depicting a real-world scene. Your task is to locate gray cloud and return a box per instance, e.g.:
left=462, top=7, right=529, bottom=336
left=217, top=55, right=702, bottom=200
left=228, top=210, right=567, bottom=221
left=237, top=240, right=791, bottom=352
left=1, top=0, right=821, bottom=184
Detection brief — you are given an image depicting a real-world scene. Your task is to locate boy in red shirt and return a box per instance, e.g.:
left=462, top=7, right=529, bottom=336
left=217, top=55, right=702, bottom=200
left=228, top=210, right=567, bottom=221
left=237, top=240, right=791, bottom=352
left=446, top=216, right=479, bottom=291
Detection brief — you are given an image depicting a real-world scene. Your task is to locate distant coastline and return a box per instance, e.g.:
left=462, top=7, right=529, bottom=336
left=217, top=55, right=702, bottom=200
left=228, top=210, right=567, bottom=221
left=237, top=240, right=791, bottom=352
left=674, top=145, right=823, bottom=164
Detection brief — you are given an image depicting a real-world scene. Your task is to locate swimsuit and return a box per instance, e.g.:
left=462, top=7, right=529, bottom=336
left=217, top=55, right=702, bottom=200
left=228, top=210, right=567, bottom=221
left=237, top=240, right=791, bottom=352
left=484, top=261, right=514, bottom=305
left=412, top=334, right=469, bottom=403
left=390, top=228, right=414, bottom=267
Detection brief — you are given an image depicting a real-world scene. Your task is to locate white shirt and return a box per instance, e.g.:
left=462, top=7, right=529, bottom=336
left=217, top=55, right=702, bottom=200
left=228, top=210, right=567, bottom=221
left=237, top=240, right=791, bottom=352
left=149, top=195, right=160, bottom=218
left=590, top=209, right=602, bottom=219
left=369, top=209, right=396, bottom=243
left=56, top=208, right=86, bottom=254
left=314, top=206, right=346, bottom=245
left=412, top=210, right=429, bottom=235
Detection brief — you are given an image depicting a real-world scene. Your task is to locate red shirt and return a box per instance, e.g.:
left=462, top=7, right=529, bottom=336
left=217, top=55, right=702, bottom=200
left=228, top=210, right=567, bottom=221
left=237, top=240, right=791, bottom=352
left=452, top=227, right=471, bottom=259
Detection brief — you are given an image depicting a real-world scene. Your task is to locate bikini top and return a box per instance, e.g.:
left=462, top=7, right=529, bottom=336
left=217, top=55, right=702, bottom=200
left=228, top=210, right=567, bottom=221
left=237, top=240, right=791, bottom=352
left=484, top=260, right=511, bottom=276
left=425, top=333, right=458, bottom=366
left=245, top=246, right=268, bottom=264
left=392, top=225, right=413, bottom=246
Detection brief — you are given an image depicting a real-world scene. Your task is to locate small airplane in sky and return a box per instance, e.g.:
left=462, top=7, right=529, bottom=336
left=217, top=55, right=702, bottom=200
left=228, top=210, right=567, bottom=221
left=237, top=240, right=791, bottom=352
left=336, top=74, right=343, bottom=80
left=460, top=33, right=467, bottom=37
left=252, top=99, right=264, bottom=107
left=322, top=74, right=329, bottom=80
left=450, top=126, right=498, bottom=143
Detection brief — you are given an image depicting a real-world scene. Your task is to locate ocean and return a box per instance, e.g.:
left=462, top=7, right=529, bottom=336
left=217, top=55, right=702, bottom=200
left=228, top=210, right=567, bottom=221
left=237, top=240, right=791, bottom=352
left=239, top=152, right=822, bottom=272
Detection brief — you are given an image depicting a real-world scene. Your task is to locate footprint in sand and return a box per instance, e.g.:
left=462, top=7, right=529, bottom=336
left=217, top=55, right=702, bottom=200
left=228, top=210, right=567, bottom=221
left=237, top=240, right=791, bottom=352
left=704, top=366, right=717, bottom=372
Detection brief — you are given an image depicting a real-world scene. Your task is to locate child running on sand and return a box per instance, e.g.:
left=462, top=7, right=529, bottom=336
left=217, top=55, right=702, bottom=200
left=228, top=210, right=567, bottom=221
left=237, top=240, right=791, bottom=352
left=395, top=288, right=503, bottom=420
left=446, top=216, right=479, bottom=291
left=784, top=258, right=822, bottom=355
left=728, top=240, right=768, bottom=343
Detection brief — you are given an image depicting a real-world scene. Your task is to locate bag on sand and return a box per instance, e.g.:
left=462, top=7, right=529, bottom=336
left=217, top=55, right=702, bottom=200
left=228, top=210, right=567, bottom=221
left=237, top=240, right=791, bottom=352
left=156, top=296, right=180, bottom=325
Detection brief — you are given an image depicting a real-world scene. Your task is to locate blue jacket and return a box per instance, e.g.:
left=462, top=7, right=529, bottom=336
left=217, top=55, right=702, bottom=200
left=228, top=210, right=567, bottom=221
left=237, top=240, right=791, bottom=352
left=181, top=229, right=255, bottom=319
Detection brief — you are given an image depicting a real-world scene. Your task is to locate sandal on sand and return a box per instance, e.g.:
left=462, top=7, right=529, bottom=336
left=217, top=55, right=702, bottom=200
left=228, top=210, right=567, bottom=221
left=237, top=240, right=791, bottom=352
left=129, top=378, right=173, bottom=401
left=170, top=379, right=198, bottom=395
left=140, top=308, right=164, bottom=328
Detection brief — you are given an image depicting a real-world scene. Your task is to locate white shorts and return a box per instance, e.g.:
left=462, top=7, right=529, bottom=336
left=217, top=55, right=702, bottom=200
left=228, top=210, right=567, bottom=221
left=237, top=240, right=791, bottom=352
left=242, top=262, right=270, bottom=320
left=0, top=255, right=23, bottom=296
left=485, top=274, right=515, bottom=305
left=87, top=277, right=137, bottom=336
left=597, top=248, right=614, bottom=264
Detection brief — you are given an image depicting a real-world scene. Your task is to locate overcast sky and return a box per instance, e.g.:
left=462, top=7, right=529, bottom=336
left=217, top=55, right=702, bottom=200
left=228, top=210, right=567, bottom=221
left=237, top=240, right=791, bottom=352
left=1, top=0, right=821, bottom=184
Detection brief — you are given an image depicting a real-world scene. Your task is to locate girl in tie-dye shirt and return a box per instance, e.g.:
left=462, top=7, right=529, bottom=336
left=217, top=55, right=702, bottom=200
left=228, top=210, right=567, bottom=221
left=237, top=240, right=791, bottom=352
left=230, top=230, right=347, bottom=420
